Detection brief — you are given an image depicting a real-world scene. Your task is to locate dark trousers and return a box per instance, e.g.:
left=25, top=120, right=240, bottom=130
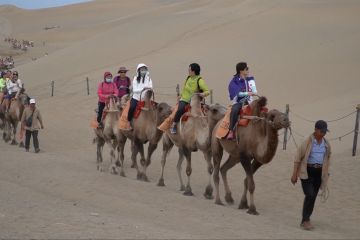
left=229, top=102, right=244, bottom=130
left=25, top=130, right=39, bottom=150
left=97, top=102, right=106, bottom=123
left=127, top=98, right=139, bottom=122
left=174, top=100, right=188, bottom=123
left=300, top=167, right=322, bottom=223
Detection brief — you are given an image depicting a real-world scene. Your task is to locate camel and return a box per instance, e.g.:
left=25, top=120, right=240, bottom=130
left=119, top=89, right=172, bottom=181
left=94, top=95, right=127, bottom=173
left=2, top=93, right=28, bottom=145
left=157, top=94, right=227, bottom=197
left=212, top=97, right=290, bottom=215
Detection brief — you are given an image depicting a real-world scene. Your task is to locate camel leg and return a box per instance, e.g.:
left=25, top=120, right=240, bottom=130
left=203, top=150, right=214, bottom=200
left=157, top=136, right=173, bottom=187
left=141, top=142, right=157, bottom=182
left=96, top=140, right=105, bottom=171
left=118, top=135, right=127, bottom=177
left=133, top=139, right=145, bottom=181
left=177, top=148, right=186, bottom=191
left=109, top=140, right=119, bottom=175
left=130, top=140, right=137, bottom=168
left=183, top=148, right=193, bottom=196
left=220, top=155, right=238, bottom=205
left=212, top=139, right=224, bottom=205
left=239, top=157, right=259, bottom=215
left=11, top=122, right=17, bottom=145
left=239, top=160, right=262, bottom=209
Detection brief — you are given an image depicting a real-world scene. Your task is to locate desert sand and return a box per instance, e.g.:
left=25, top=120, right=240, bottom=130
left=0, top=0, right=360, bottom=238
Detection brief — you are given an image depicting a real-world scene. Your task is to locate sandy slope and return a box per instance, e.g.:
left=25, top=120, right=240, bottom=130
left=1, top=0, right=360, bottom=238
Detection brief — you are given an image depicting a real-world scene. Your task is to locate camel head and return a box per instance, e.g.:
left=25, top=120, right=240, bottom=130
left=108, top=95, right=118, bottom=112
left=118, top=94, right=130, bottom=111
left=208, top=103, right=227, bottom=123
left=142, top=89, right=154, bottom=103
left=266, top=109, right=290, bottom=130
left=18, top=93, right=29, bottom=106
left=155, top=102, right=172, bottom=124
left=190, top=93, right=203, bottom=108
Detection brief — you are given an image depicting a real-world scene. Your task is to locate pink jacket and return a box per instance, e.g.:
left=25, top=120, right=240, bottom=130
left=97, top=82, right=119, bottom=103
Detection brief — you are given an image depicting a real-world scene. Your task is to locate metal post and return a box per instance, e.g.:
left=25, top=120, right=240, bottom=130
left=283, top=104, right=290, bottom=150
left=210, top=89, right=213, bottom=104
left=51, top=81, right=54, bottom=97
left=86, top=77, right=90, bottom=95
left=176, top=84, right=180, bottom=97
left=352, top=104, right=360, bottom=156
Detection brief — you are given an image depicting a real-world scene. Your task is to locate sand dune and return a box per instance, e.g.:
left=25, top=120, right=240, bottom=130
left=1, top=0, right=360, bottom=238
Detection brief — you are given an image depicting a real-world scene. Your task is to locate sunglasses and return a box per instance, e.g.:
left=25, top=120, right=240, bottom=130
left=119, top=71, right=127, bottom=73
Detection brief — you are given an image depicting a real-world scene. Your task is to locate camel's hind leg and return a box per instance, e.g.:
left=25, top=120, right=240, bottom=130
left=96, top=139, right=105, bottom=171
left=133, top=138, right=145, bottom=181
left=109, top=139, right=119, bottom=175
left=10, top=122, right=18, bottom=145
left=177, top=148, right=186, bottom=191
left=117, top=133, right=127, bottom=177
left=142, top=142, right=158, bottom=182
left=239, top=157, right=259, bottom=215
left=239, top=160, right=262, bottom=210
left=212, top=138, right=224, bottom=205
left=183, top=148, right=193, bottom=196
left=220, top=155, right=238, bottom=205
left=157, top=135, right=173, bottom=187
left=203, top=150, right=214, bottom=200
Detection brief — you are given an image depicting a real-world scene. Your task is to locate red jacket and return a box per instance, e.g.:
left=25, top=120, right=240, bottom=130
left=97, top=82, right=119, bottom=103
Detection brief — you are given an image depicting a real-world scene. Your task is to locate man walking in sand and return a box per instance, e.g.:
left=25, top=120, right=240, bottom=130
left=21, top=98, right=44, bottom=153
left=291, top=120, right=331, bottom=230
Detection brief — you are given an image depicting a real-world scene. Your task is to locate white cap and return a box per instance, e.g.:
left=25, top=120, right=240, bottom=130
left=29, top=99, right=36, bottom=104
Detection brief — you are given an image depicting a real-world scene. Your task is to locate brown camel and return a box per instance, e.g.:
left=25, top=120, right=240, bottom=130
left=212, top=97, right=290, bottom=215
left=119, top=89, right=172, bottom=181
left=2, top=93, right=28, bottom=145
left=94, top=95, right=125, bottom=173
left=158, top=94, right=227, bottom=197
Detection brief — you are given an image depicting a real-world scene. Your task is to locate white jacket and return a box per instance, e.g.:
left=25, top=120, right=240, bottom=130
left=7, top=79, right=22, bottom=94
left=132, top=63, right=153, bottom=101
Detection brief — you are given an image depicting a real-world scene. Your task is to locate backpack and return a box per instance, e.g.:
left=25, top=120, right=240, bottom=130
left=185, top=76, right=203, bottom=93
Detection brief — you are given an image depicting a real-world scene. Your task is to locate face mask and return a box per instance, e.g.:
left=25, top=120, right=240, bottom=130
left=105, top=78, right=112, bottom=83
left=140, top=70, right=147, bottom=76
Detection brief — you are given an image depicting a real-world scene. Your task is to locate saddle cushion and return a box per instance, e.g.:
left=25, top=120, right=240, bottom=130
left=134, top=101, right=156, bottom=119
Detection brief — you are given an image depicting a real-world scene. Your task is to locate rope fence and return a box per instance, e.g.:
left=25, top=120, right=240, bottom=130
left=284, top=104, right=360, bottom=156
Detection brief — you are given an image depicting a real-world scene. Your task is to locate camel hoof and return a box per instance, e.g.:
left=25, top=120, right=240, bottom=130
left=131, top=163, right=136, bottom=168
left=225, top=193, right=234, bottom=205
left=11, top=140, right=17, bottom=145
left=142, top=175, right=150, bottom=182
left=183, top=190, right=194, bottom=196
left=238, top=201, right=249, bottom=209
left=203, top=185, right=213, bottom=199
left=19, top=142, right=25, bottom=148
left=215, top=199, right=224, bottom=206
left=180, top=185, right=186, bottom=191
left=110, top=166, right=119, bottom=175
left=136, top=172, right=142, bottom=180
left=157, top=178, right=165, bottom=187
left=247, top=207, right=259, bottom=215
left=120, top=171, right=126, bottom=177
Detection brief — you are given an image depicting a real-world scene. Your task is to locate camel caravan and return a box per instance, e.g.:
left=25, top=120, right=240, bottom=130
left=91, top=62, right=290, bottom=215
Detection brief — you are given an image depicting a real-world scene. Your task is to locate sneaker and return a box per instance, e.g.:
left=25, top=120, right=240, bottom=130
left=170, top=123, right=177, bottom=134
left=35, top=148, right=40, bottom=153
left=226, top=130, right=235, bottom=140
left=300, top=221, right=314, bottom=231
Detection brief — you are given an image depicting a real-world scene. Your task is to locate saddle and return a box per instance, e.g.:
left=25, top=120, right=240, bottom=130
left=118, top=100, right=156, bottom=130
left=158, top=103, right=207, bottom=132
left=90, top=105, right=116, bottom=129
left=215, top=104, right=268, bottom=139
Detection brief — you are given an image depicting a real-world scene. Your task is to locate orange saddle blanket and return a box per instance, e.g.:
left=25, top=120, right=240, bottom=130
left=118, top=100, right=156, bottom=130
left=90, top=109, right=109, bottom=129
left=215, top=105, right=268, bottom=139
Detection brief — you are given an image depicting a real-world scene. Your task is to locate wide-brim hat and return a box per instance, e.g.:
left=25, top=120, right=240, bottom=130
left=118, top=67, right=129, bottom=73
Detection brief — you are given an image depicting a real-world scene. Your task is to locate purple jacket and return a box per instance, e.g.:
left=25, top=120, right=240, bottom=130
left=113, top=76, right=130, bottom=98
left=228, top=75, right=255, bottom=102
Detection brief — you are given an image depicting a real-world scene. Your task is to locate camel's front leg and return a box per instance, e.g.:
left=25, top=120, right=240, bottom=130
left=220, top=155, right=238, bottom=205
left=157, top=135, right=173, bottom=187
left=203, top=150, right=214, bottom=199
left=142, top=142, right=157, bottom=182
left=117, top=133, right=127, bottom=177
left=183, top=148, right=193, bottom=196
left=240, top=159, right=262, bottom=211
left=177, top=148, right=185, bottom=191
left=239, top=158, right=259, bottom=215
left=133, top=138, right=145, bottom=181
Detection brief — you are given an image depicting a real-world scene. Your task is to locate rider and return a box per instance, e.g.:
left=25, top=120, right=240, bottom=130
left=113, top=66, right=131, bottom=99
left=5, top=70, right=23, bottom=112
left=227, top=62, right=258, bottom=140
left=170, top=63, right=210, bottom=134
left=97, top=72, right=119, bottom=129
left=127, top=63, right=153, bottom=129
left=0, top=72, right=6, bottom=103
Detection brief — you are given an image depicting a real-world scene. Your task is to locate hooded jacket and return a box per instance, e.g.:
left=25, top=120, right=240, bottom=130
left=97, top=72, right=119, bottom=103
left=132, top=63, right=153, bottom=101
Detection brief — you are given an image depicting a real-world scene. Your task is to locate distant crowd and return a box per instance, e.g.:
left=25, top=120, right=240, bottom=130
left=4, top=37, right=34, bottom=51
left=0, top=56, right=14, bottom=70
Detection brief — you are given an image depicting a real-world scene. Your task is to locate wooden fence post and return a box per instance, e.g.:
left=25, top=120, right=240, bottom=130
left=51, top=81, right=54, bottom=97
left=283, top=104, right=290, bottom=150
left=352, top=104, right=360, bottom=156
left=86, top=77, right=90, bottom=96
left=176, top=84, right=180, bottom=97
left=210, top=89, right=213, bottom=104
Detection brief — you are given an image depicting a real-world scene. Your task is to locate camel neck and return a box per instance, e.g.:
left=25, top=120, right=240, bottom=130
left=257, top=123, right=279, bottom=164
